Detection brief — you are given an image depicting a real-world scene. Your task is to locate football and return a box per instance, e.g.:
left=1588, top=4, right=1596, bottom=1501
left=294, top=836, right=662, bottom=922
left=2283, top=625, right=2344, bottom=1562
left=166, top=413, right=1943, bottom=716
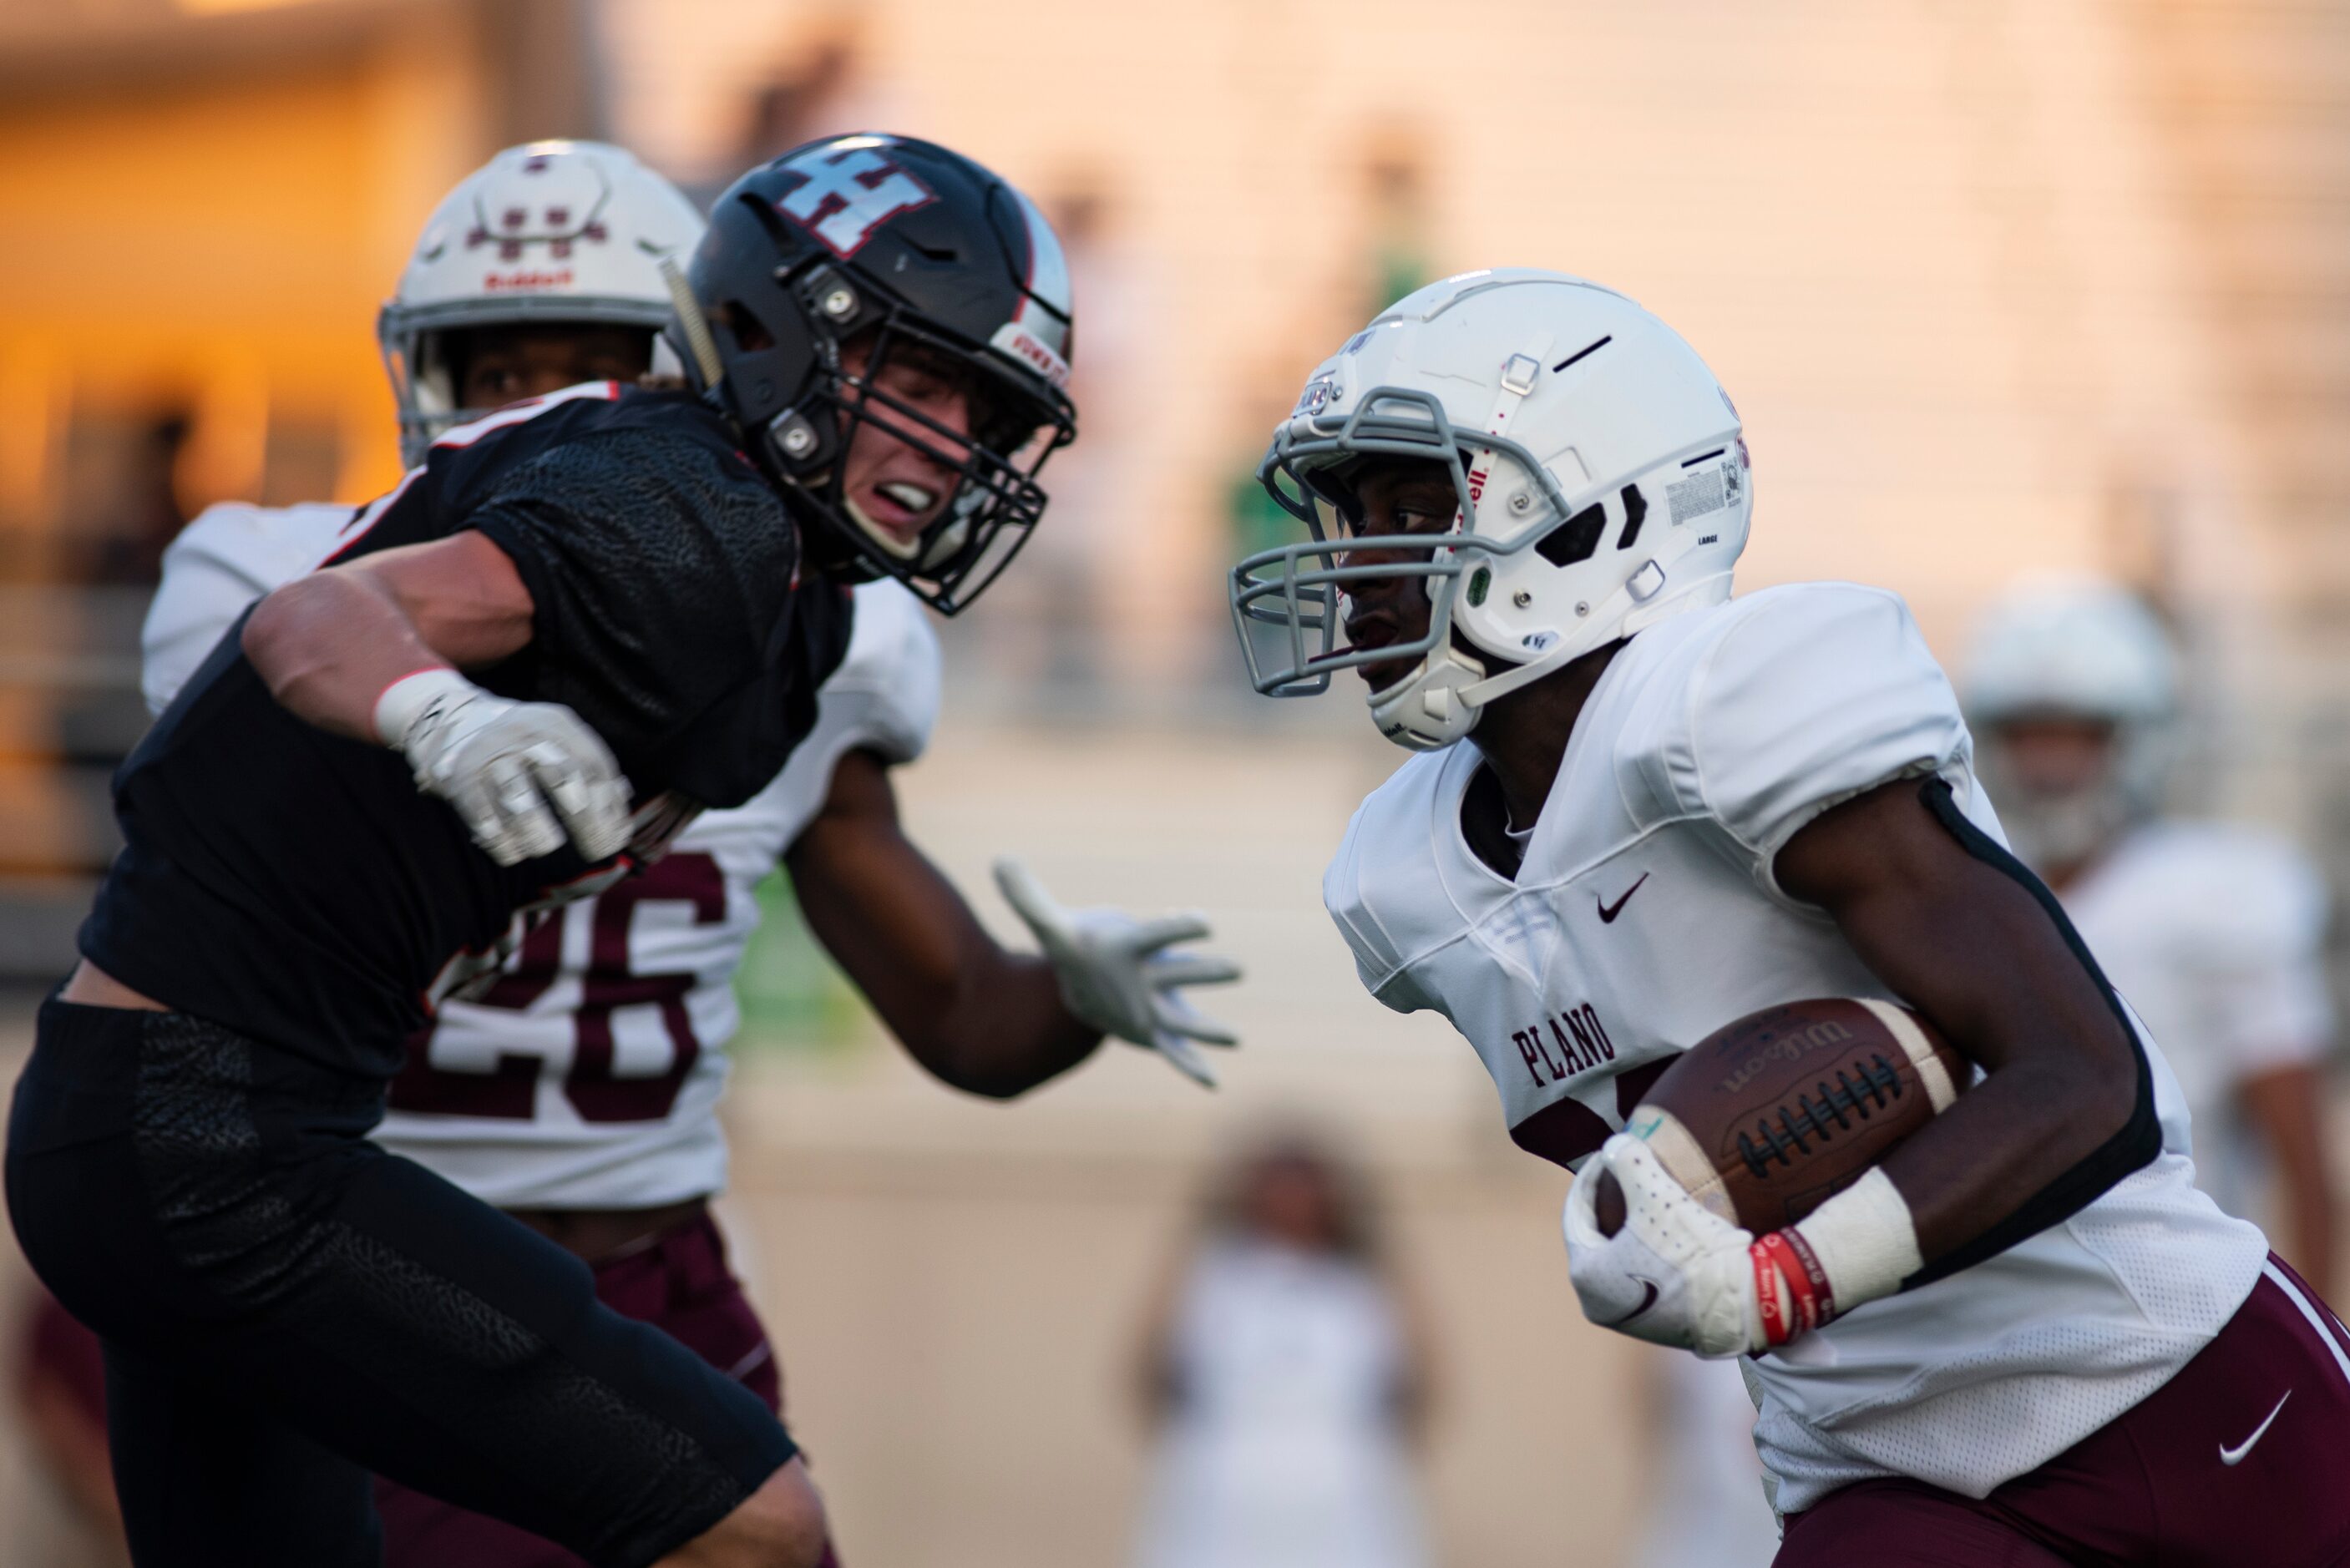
left=1594, top=998, right=1970, bottom=1236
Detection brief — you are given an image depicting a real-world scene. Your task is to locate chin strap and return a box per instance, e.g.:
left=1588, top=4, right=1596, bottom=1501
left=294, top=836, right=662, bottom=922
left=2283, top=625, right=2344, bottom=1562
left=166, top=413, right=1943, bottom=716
left=1368, top=643, right=1488, bottom=750
left=1461, top=341, right=1551, bottom=519
left=1365, top=340, right=1553, bottom=751
left=657, top=257, right=724, bottom=390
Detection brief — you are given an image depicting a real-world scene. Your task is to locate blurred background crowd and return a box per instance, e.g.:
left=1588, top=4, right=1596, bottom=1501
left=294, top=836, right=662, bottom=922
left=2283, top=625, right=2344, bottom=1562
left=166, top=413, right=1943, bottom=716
left=2, top=0, right=2347, bottom=1563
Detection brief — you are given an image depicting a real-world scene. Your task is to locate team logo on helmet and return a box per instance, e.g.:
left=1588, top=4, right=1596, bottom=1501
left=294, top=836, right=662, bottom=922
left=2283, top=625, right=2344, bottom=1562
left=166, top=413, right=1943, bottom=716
left=772, top=143, right=938, bottom=260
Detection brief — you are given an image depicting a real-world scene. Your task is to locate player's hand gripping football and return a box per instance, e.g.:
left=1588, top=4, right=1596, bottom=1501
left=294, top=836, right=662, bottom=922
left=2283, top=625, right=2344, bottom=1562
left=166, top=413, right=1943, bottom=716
left=377, top=669, right=633, bottom=867
left=993, top=858, right=1242, bottom=1087
left=1563, top=1131, right=1769, bottom=1358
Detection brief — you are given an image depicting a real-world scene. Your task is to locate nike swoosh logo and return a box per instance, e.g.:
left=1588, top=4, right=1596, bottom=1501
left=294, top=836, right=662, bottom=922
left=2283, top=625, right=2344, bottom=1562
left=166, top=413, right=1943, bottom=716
left=1598, top=1278, right=1660, bottom=1328
left=1597, top=873, right=1650, bottom=923
left=2220, top=1389, right=2292, bottom=1465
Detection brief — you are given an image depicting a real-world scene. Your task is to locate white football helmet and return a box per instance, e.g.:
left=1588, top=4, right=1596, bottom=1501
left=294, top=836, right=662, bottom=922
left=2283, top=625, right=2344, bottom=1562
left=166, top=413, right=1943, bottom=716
left=1963, top=576, right=2179, bottom=869
left=1230, top=269, right=1749, bottom=750
left=378, top=141, right=705, bottom=464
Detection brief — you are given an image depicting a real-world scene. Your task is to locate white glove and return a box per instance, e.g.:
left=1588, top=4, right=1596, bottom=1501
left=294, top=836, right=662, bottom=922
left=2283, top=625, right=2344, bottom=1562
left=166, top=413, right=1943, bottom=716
left=993, top=857, right=1242, bottom=1087
left=1563, top=1132, right=1770, bottom=1358
left=376, top=668, right=632, bottom=867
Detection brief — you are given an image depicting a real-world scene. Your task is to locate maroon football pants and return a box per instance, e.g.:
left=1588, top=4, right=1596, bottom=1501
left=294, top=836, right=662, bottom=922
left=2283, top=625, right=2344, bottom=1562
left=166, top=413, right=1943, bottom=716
left=372, top=1207, right=838, bottom=1568
left=1775, top=1254, right=2350, bottom=1567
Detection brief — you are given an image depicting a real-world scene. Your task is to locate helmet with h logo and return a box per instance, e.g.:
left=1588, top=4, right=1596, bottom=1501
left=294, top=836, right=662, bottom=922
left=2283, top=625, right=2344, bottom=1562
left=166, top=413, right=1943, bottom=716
left=674, top=133, right=1077, bottom=614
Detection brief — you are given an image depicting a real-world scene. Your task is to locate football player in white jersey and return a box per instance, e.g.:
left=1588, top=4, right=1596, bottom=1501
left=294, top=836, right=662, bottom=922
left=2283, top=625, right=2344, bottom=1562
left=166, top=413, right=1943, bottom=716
left=126, top=139, right=1237, bottom=1567
left=1229, top=269, right=2350, bottom=1564
left=1965, top=578, right=2337, bottom=1288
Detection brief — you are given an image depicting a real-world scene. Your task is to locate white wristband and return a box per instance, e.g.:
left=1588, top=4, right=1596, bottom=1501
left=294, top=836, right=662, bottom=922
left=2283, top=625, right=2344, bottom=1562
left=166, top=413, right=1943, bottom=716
left=1790, top=1167, right=1923, bottom=1315
left=372, top=666, right=477, bottom=747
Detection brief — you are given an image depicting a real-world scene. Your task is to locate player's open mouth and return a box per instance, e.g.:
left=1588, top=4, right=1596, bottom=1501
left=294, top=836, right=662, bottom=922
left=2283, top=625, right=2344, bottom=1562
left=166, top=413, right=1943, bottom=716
left=874, top=480, right=939, bottom=527
left=1337, top=612, right=1421, bottom=685
left=1342, top=611, right=1398, bottom=654
left=844, top=479, right=943, bottom=558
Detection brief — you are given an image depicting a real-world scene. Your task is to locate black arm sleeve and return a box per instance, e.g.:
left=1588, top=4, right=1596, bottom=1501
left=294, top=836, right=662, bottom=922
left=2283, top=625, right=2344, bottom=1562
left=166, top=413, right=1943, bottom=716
left=1905, top=776, right=2165, bottom=1287
left=466, top=427, right=799, bottom=766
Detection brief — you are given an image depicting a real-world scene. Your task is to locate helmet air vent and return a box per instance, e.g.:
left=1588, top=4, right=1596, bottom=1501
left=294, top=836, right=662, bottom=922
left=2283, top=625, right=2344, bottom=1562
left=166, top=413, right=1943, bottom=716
left=1552, top=335, right=1612, bottom=373
left=1615, top=483, right=1649, bottom=550
left=1537, top=501, right=1608, bottom=568
left=722, top=301, right=775, bottom=352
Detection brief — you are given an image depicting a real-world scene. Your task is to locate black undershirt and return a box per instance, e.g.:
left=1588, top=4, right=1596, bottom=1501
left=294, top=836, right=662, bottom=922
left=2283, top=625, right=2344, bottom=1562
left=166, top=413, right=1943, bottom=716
left=1461, top=762, right=1526, bottom=881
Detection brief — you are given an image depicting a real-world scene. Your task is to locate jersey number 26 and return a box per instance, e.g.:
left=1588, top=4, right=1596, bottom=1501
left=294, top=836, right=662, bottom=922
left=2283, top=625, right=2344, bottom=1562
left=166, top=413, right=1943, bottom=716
left=388, top=852, right=726, bottom=1123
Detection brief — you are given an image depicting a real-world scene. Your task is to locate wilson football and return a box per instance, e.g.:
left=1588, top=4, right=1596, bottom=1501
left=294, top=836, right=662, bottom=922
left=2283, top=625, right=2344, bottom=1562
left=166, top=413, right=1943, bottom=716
left=1594, top=997, right=1969, bottom=1237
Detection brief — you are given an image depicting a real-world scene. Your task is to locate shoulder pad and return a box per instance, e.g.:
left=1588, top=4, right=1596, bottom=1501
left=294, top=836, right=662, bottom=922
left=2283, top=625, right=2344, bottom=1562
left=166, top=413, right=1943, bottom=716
left=1615, top=583, right=1970, bottom=885
left=144, top=500, right=358, bottom=714
left=1324, top=750, right=1469, bottom=1011
left=819, top=580, right=941, bottom=764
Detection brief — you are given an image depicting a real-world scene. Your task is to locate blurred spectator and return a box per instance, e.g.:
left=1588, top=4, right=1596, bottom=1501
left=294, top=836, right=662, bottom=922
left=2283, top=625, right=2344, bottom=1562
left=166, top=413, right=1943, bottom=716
left=1360, top=146, right=1435, bottom=317
left=738, top=28, right=860, bottom=157
left=1626, top=1353, right=1779, bottom=1568
left=94, top=412, right=191, bottom=587
left=1223, top=139, right=1437, bottom=606
left=1966, top=576, right=2337, bottom=1290
left=14, top=1287, right=124, bottom=1564
left=947, top=176, right=1141, bottom=703
left=717, top=13, right=912, bottom=184
left=1129, top=1127, right=1433, bottom=1568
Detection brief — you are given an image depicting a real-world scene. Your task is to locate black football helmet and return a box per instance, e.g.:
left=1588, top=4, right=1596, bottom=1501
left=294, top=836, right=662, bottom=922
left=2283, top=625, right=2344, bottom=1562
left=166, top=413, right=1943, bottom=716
left=673, top=133, right=1076, bottom=614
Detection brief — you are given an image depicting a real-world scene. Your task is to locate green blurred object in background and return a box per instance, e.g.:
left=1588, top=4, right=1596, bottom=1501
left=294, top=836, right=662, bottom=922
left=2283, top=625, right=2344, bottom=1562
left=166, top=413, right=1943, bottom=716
left=734, top=869, right=868, bottom=1052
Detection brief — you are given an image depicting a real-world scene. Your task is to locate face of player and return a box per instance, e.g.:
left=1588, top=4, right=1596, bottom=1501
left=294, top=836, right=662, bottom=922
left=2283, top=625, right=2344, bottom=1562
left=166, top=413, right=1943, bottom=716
left=453, top=324, right=655, bottom=410
left=1335, top=458, right=1460, bottom=692
left=1988, top=716, right=2118, bottom=801
left=836, top=336, right=978, bottom=549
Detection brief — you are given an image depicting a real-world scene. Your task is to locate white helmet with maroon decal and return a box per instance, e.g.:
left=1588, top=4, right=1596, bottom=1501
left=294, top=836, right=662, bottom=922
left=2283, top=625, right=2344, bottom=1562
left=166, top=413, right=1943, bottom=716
left=1231, top=269, right=1748, bottom=750
left=378, top=141, right=705, bottom=464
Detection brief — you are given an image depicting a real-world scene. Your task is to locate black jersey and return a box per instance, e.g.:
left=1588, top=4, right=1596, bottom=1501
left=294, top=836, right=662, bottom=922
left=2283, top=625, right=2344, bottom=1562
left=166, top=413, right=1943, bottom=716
left=80, top=383, right=853, bottom=1077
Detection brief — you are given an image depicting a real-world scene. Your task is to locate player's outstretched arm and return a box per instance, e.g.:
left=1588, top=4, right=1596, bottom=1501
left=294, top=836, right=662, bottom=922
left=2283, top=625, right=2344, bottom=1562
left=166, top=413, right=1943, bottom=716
left=244, top=534, right=631, bottom=865
left=783, top=748, right=1102, bottom=1097
left=1773, top=776, right=2160, bottom=1276
left=786, top=749, right=1241, bottom=1095
left=990, top=859, right=1241, bottom=1087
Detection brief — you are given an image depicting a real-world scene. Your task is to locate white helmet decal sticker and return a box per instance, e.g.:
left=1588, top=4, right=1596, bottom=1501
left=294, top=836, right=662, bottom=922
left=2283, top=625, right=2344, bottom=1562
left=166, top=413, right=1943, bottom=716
left=459, top=149, right=614, bottom=262
left=773, top=143, right=938, bottom=260
left=377, top=140, right=707, bottom=466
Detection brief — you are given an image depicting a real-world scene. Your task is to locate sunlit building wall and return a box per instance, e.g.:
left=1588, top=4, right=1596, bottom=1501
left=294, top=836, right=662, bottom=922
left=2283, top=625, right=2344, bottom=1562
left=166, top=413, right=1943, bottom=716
left=0, top=0, right=599, bottom=960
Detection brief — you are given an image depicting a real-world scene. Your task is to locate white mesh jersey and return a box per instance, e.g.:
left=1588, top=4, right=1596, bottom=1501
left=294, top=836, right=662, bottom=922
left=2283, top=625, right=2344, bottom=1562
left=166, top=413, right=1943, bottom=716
left=143, top=500, right=941, bottom=1209
left=2063, top=820, right=2334, bottom=1221
left=1324, top=582, right=2267, bottom=1515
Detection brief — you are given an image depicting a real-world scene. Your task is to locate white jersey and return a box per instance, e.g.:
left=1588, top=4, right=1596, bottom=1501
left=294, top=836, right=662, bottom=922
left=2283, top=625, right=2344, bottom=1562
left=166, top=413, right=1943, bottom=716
left=2064, top=821, right=2334, bottom=1221
left=1132, top=1238, right=1428, bottom=1568
left=142, top=500, right=941, bottom=1209
left=142, top=500, right=358, bottom=711
left=1324, top=582, right=2266, bottom=1515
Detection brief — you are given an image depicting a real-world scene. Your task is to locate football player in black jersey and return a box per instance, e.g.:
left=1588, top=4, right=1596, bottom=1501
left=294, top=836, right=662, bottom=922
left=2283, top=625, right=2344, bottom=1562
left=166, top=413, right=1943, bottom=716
left=3, top=135, right=1197, bottom=1568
